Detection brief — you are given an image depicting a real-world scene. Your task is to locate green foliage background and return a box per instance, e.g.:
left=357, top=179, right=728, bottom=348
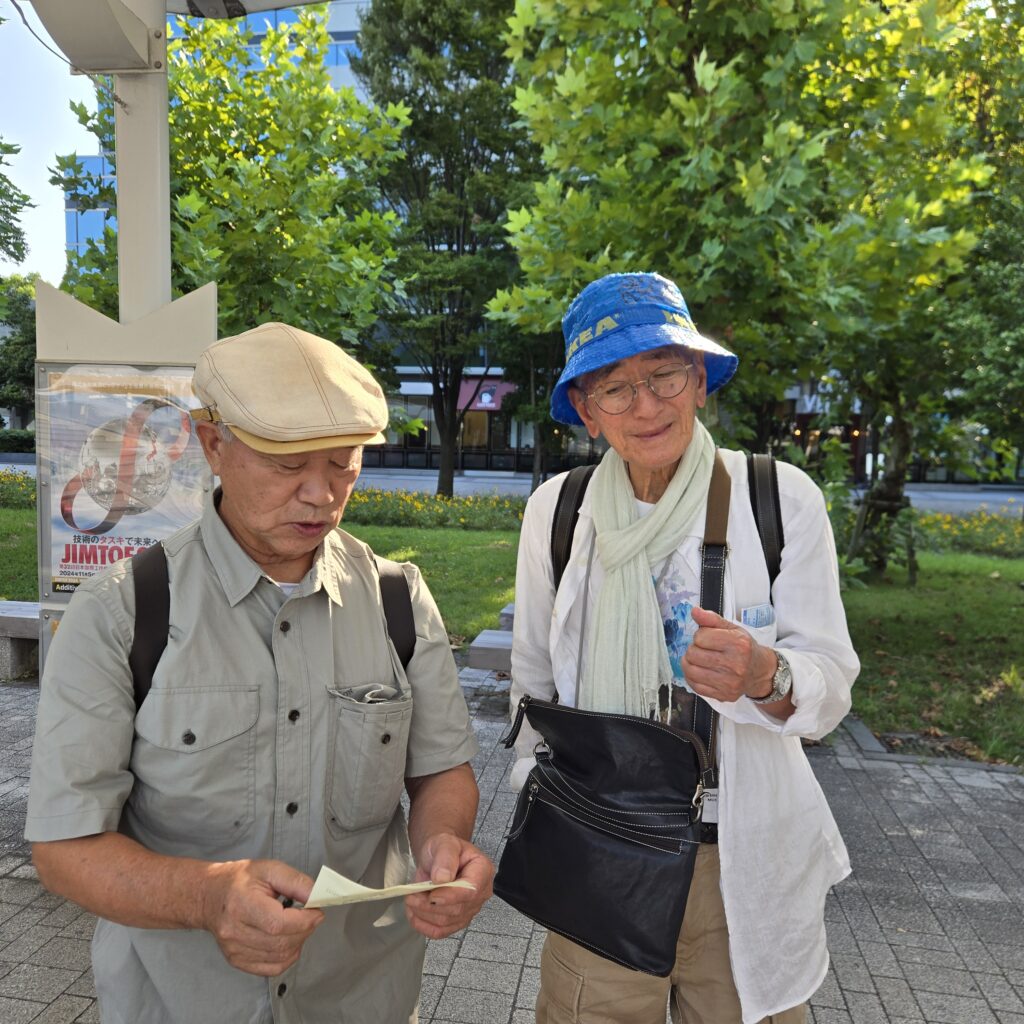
left=56, top=8, right=408, bottom=346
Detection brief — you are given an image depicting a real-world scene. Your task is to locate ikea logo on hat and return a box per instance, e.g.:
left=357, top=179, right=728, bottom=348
left=566, top=315, right=620, bottom=359
left=663, top=309, right=697, bottom=333
left=565, top=308, right=698, bottom=360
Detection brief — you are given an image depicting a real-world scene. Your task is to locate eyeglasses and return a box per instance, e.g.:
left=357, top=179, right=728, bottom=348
left=584, top=362, right=692, bottom=415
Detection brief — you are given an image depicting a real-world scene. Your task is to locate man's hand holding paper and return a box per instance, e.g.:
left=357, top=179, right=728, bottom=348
left=404, top=831, right=494, bottom=940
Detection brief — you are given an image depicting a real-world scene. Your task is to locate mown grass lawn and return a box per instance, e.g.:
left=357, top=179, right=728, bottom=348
left=0, top=507, right=517, bottom=649
left=342, top=523, right=518, bottom=646
left=3, top=503, right=1021, bottom=764
left=0, top=508, right=37, bottom=603
left=845, top=551, right=1024, bottom=764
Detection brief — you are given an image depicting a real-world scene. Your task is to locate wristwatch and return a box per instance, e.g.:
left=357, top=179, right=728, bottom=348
left=751, top=650, right=793, bottom=704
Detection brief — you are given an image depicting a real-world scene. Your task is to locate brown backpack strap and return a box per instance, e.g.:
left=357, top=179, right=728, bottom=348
left=694, top=451, right=731, bottom=792
left=700, top=452, right=731, bottom=610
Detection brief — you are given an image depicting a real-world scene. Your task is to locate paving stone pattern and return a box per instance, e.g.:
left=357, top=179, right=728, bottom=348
left=1, top=673, right=1022, bottom=1023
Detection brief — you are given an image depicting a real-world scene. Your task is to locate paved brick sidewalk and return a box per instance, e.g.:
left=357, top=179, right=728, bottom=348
left=2, top=673, right=1022, bottom=1023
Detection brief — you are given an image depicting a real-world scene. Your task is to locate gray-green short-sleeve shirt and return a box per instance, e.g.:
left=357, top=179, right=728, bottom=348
left=26, top=493, right=479, bottom=1024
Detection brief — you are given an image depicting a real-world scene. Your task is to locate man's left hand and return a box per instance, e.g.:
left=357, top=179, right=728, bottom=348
left=681, top=606, right=777, bottom=704
left=404, top=833, right=494, bottom=940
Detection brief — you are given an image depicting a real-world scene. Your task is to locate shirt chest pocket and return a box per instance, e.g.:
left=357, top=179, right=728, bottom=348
left=131, top=686, right=259, bottom=843
left=326, top=683, right=413, bottom=836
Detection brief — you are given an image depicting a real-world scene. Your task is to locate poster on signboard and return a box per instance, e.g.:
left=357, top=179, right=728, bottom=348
left=39, top=365, right=213, bottom=595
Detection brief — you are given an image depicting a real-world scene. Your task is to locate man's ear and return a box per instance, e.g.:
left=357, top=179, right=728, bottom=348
left=569, top=387, right=602, bottom=440
left=194, top=420, right=225, bottom=474
left=692, top=354, right=708, bottom=410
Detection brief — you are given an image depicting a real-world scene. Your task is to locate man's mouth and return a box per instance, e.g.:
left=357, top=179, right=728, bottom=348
left=290, top=521, right=329, bottom=538
left=633, top=425, right=671, bottom=440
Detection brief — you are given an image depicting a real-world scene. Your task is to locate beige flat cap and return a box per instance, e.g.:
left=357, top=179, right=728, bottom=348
left=191, top=322, right=388, bottom=454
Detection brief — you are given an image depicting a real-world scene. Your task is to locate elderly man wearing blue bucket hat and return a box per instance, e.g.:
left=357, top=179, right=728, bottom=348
left=502, top=273, right=860, bottom=1024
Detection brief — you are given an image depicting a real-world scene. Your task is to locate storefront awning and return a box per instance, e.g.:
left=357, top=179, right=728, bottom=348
left=458, top=379, right=516, bottom=412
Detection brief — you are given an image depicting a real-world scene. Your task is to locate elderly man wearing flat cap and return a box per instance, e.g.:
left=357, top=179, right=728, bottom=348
left=26, top=324, right=493, bottom=1024
left=506, top=273, right=859, bottom=1024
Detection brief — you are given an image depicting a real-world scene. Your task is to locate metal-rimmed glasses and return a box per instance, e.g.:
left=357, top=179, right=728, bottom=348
left=584, top=362, right=692, bottom=415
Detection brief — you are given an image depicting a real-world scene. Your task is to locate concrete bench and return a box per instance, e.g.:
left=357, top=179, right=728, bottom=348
left=466, top=629, right=512, bottom=672
left=498, top=603, right=515, bottom=630
left=0, top=601, right=39, bottom=681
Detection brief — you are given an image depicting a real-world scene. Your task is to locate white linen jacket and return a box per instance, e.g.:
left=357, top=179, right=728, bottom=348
left=509, top=447, right=860, bottom=1023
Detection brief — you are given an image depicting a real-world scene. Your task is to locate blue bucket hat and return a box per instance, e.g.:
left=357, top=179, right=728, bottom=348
left=550, top=272, right=739, bottom=426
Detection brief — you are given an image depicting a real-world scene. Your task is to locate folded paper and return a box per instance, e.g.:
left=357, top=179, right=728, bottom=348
left=304, top=865, right=475, bottom=908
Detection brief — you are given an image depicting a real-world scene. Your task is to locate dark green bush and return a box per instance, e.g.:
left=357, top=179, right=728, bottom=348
left=0, top=429, right=35, bottom=453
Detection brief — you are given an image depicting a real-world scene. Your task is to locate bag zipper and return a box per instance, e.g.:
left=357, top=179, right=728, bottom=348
left=504, top=695, right=710, bottom=817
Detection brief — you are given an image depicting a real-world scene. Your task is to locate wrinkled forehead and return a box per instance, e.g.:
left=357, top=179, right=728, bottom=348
left=577, top=345, right=698, bottom=389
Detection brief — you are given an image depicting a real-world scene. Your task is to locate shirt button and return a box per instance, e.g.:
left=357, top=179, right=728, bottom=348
left=286, top=802, right=298, bottom=816
left=381, top=733, right=391, bottom=745
left=181, top=730, right=196, bottom=745
left=277, top=983, right=287, bottom=997
left=288, top=709, right=300, bottom=722
left=280, top=621, right=291, bottom=633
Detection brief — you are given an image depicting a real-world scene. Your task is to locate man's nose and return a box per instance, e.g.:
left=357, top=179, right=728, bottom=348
left=297, top=471, right=335, bottom=506
left=630, top=378, right=662, bottom=415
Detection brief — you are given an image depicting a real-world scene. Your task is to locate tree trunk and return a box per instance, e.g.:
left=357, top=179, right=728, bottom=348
left=432, top=353, right=469, bottom=498
left=854, top=411, right=915, bottom=572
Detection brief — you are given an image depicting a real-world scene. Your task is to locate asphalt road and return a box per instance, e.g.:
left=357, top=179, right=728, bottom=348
left=3, top=458, right=1021, bottom=517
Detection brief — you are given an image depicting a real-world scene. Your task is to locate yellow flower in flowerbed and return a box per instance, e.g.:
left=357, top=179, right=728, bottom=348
left=917, top=507, right=1024, bottom=558
left=0, top=468, right=36, bottom=509
left=344, top=487, right=525, bottom=530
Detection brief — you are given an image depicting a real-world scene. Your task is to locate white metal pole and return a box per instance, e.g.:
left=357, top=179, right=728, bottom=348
left=114, top=0, right=171, bottom=323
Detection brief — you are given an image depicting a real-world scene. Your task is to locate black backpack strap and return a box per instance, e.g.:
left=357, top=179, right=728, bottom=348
left=129, top=543, right=169, bottom=709
left=747, top=453, right=785, bottom=587
left=375, top=556, right=416, bottom=669
left=550, top=465, right=597, bottom=590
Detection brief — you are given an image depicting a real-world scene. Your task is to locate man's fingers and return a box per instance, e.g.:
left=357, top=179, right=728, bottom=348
left=258, top=861, right=317, bottom=906
left=405, top=839, right=494, bottom=940
left=203, top=860, right=324, bottom=977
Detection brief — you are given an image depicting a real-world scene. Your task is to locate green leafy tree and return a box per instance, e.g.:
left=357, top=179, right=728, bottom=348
left=940, top=2, right=1024, bottom=479
left=0, top=140, right=31, bottom=266
left=351, top=0, right=543, bottom=496
left=491, top=0, right=851, bottom=451
left=811, top=2, right=1001, bottom=568
left=0, top=274, right=38, bottom=426
left=57, top=8, right=408, bottom=346
left=0, top=17, right=32, bottom=266
left=496, top=0, right=999, bottom=569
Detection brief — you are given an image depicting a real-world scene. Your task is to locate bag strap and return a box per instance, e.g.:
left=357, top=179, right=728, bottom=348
left=693, top=452, right=731, bottom=789
left=128, top=543, right=169, bottom=711
left=747, top=453, right=784, bottom=587
left=374, top=556, right=417, bottom=670
left=699, top=452, right=731, bottom=613
left=550, top=464, right=597, bottom=590
left=128, top=545, right=417, bottom=710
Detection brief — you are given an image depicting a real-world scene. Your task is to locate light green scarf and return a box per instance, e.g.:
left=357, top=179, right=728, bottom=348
left=580, top=419, right=716, bottom=717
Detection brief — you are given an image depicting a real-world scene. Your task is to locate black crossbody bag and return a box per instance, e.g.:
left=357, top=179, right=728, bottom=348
left=494, top=453, right=742, bottom=976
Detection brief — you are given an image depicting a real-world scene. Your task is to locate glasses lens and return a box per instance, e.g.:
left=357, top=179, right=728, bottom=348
left=590, top=363, right=691, bottom=414
left=593, top=380, right=633, bottom=414
left=648, top=363, right=688, bottom=399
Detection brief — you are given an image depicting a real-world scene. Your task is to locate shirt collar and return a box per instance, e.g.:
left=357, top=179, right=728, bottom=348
left=199, top=488, right=345, bottom=608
